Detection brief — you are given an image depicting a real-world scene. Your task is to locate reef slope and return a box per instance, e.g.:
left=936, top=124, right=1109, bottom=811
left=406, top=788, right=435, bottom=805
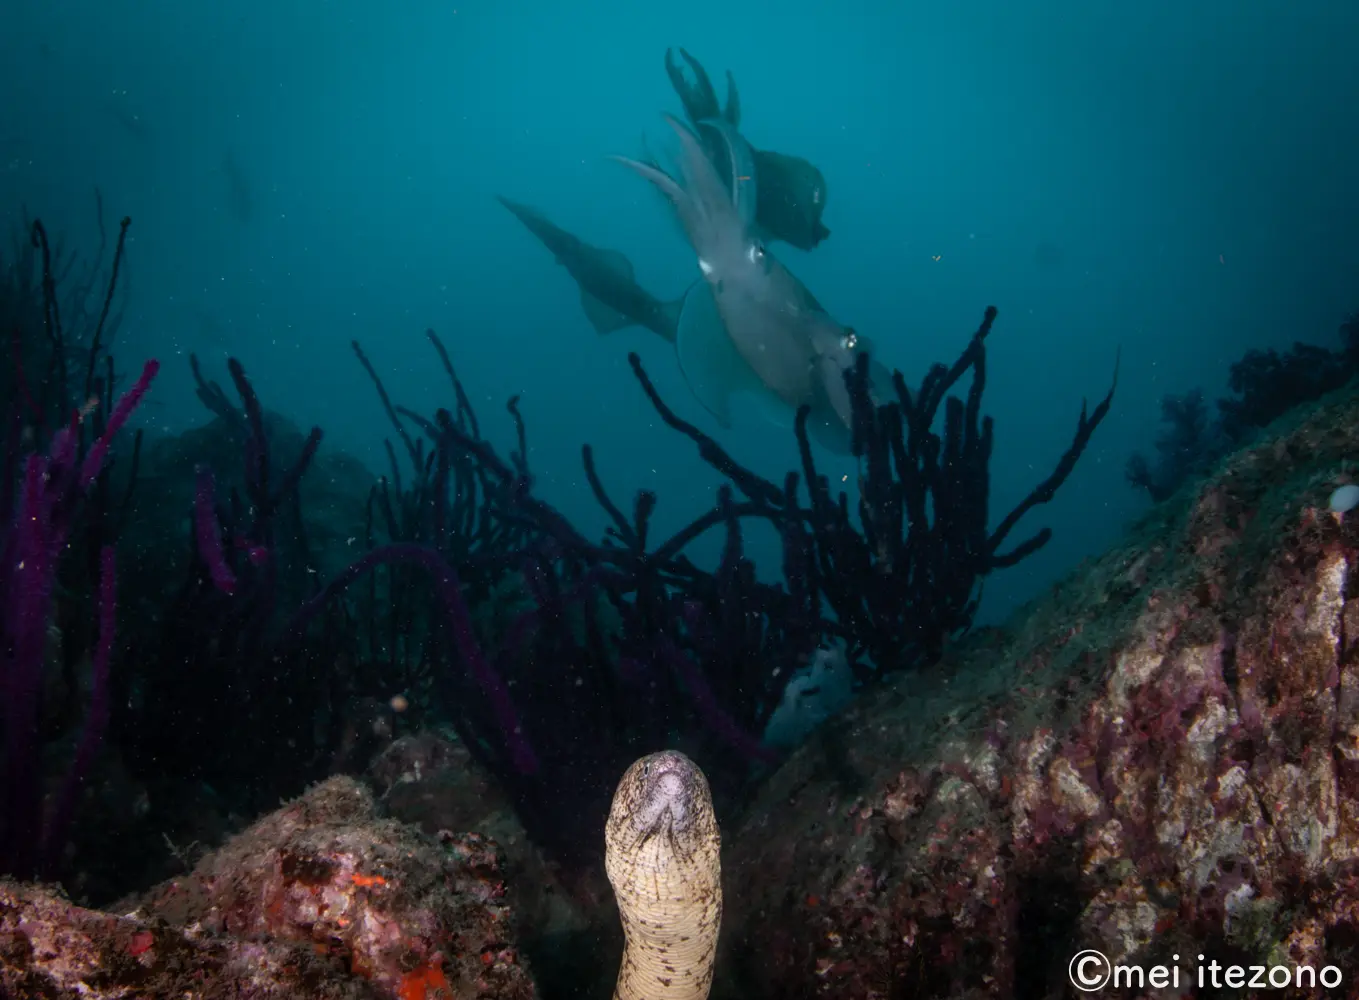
left=719, top=382, right=1359, bottom=998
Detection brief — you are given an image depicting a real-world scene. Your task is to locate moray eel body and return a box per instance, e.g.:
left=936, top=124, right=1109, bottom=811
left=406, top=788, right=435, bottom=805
left=605, top=750, right=722, bottom=1000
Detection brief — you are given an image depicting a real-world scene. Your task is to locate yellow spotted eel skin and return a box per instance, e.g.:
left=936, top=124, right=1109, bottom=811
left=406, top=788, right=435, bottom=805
left=605, top=750, right=722, bottom=1000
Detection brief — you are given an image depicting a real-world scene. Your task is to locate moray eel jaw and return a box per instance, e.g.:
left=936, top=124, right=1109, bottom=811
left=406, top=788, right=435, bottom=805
left=606, top=751, right=722, bottom=1000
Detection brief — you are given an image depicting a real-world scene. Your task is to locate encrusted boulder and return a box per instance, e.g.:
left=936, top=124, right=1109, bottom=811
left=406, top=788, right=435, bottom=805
left=717, top=383, right=1359, bottom=998
left=0, top=775, right=540, bottom=999
left=127, top=774, right=536, bottom=999
left=369, top=732, right=612, bottom=993
left=1, top=877, right=381, bottom=999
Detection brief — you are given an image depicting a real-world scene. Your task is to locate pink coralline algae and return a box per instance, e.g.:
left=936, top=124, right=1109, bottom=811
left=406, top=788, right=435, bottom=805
left=715, top=383, right=1359, bottom=998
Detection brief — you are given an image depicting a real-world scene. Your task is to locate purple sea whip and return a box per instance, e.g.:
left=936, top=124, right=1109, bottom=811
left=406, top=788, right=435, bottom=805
left=0, top=359, right=158, bottom=878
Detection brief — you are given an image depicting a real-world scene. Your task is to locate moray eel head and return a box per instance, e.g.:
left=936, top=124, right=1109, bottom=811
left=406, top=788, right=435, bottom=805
left=618, top=750, right=707, bottom=838
left=606, top=750, right=722, bottom=1000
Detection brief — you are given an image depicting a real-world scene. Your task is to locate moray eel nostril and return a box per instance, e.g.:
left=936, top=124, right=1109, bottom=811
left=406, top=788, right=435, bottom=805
left=605, top=750, right=722, bottom=1000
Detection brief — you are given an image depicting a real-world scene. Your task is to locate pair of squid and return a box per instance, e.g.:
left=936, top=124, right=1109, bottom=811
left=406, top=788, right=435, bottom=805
left=498, top=48, right=887, bottom=453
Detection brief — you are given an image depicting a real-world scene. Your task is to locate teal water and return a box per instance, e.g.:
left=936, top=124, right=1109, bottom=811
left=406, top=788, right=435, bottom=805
left=4, top=0, right=1355, bottom=623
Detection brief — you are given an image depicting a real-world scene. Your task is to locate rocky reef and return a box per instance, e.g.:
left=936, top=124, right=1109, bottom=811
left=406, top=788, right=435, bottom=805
left=11, top=381, right=1357, bottom=998
left=4, top=207, right=1357, bottom=998
left=715, top=380, right=1359, bottom=998
left=1, top=776, right=537, bottom=999
left=1, top=210, right=1113, bottom=910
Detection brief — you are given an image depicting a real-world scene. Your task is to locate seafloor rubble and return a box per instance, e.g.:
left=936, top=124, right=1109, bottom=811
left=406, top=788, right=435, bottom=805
left=713, top=381, right=1359, bottom=998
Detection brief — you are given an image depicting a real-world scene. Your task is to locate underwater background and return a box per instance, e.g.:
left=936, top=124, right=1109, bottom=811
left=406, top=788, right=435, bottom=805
left=4, top=2, right=1359, bottom=996
left=4, top=0, right=1354, bottom=627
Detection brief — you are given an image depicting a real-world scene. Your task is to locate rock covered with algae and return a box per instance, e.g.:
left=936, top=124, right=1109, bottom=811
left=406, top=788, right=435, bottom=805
left=1, top=775, right=538, bottom=999
left=0, top=877, right=383, bottom=999
left=368, top=731, right=608, bottom=990
left=717, top=382, right=1359, bottom=999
